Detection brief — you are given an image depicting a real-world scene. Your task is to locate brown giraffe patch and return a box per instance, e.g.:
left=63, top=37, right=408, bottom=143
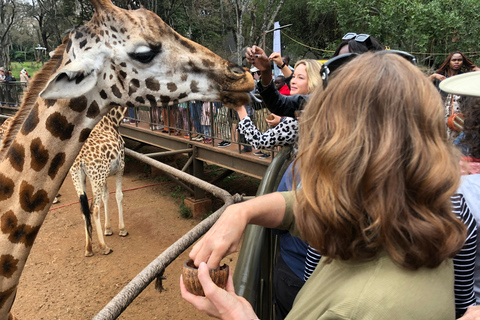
left=21, top=103, right=40, bottom=136
left=100, top=90, right=108, bottom=99
left=45, top=99, right=57, bottom=107
left=6, top=142, right=25, bottom=172
left=48, top=153, right=66, bottom=180
left=66, top=39, right=73, bottom=53
left=69, top=96, right=88, bottom=113
left=19, top=181, right=49, bottom=213
left=1, top=211, right=40, bottom=247
left=0, top=174, right=14, bottom=201
left=135, top=97, right=145, bottom=104
left=79, top=129, right=92, bottom=143
left=202, top=59, right=215, bottom=68
left=30, top=138, right=49, bottom=172
left=167, top=82, right=177, bottom=92
left=111, top=85, right=122, bottom=98
left=181, top=74, right=188, bottom=81
left=45, top=112, right=75, bottom=141
left=190, top=80, right=199, bottom=93
left=0, top=255, right=18, bottom=279
left=146, top=95, right=157, bottom=107
left=178, top=92, right=188, bottom=100
left=75, top=31, right=84, bottom=39
left=119, top=70, right=127, bottom=79
left=145, top=78, right=160, bottom=91
left=160, top=96, right=170, bottom=106
left=180, top=40, right=196, bottom=53
left=0, top=285, right=16, bottom=311
left=87, top=100, right=100, bottom=118
left=126, top=101, right=135, bottom=109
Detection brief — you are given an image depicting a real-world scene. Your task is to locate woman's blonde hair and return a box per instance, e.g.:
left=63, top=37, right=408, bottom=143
left=294, top=59, right=322, bottom=94
left=294, top=52, right=466, bottom=270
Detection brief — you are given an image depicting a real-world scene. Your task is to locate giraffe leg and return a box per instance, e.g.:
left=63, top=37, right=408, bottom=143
left=92, top=196, right=112, bottom=255
left=116, top=167, right=127, bottom=237
left=102, top=184, right=113, bottom=236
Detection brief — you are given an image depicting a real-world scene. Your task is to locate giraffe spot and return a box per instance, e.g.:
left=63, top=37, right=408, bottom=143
left=178, top=92, right=188, bottom=100
left=1, top=211, right=40, bottom=247
left=96, top=37, right=100, bottom=43
left=126, top=101, right=135, bottom=108
left=0, top=254, right=18, bottom=279
left=190, top=80, right=199, bottom=93
left=109, top=74, right=113, bottom=80
left=0, top=285, right=16, bottom=310
left=180, top=40, right=196, bottom=53
left=6, top=142, right=25, bottom=172
left=128, top=86, right=137, bottom=96
left=119, top=70, right=127, bottom=79
left=116, top=76, right=125, bottom=89
left=181, top=74, right=188, bottom=81
left=132, top=68, right=138, bottom=74
left=48, top=153, right=66, bottom=180
left=87, top=100, right=100, bottom=118
left=100, top=30, right=104, bottom=36
left=120, top=62, right=127, bottom=68
left=79, top=129, right=92, bottom=143
left=69, top=96, right=88, bottom=113
left=111, top=85, right=122, bottom=99
left=65, top=59, right=72, bottom=65
left=202, top=59, right=215, bottom=68
left=160, top=96, right=170, bottom=106
left=167, top=82, right=177, bottom=92
left=21, top=103, right=39, bottom=135
left=146, top=95, right=157, bottom=107
left=45, top=112, right=75, bottom=141
left=111, top=26, right=118, bottom=32
left=0, top=174, right=14, bottom=201
left=100, top=90, right=108, bottom=99
left=145, top=78, right=160, bottom=91
left=45, top=99, right=57, bottom=107
left=30, top=138, right=49, bottom=172
left=66, top=39, right=72, bottom=53
left=75, top=31, right=84, bottom=39
left=120, top=28, right=127, bottom=34
left=19, top=181, right=49, bottom=213
left=135, top=97, right=145, bottom=104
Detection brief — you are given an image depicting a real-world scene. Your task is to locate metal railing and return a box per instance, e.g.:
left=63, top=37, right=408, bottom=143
left=0, top=81, right=27, bottom=109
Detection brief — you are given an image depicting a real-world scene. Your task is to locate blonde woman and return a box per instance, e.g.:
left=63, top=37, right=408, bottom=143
left=182, top=53, right=467, bottom=319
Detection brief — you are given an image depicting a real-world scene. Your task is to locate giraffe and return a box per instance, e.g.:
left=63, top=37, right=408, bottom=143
left=0, top=0, right=253, bottom=318
left=70, top=105, right=127, bottom=257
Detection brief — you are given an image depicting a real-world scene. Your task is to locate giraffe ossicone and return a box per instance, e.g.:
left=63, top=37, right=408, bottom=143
left=0, top=0, right=253, bottom=318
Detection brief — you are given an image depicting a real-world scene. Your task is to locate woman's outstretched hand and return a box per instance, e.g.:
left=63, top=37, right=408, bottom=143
left=246, top=46, right=270, bottom=72
left=180, top=262, right=259, bottom=320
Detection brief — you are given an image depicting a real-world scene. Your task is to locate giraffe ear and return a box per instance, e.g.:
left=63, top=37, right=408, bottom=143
left=40, top=67, right=98, bottom=100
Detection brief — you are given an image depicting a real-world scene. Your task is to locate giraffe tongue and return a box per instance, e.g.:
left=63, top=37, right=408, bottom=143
left=249, top=92, right=262, bottom=103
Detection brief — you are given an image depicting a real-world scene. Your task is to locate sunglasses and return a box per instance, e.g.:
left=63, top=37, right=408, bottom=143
left=342, top=33, right=371, bottom=43
left=321, top=50, right=417, bottom=89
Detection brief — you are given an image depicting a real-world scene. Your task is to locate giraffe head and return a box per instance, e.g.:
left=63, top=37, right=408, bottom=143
left=39, top=0, right=254, bottom=110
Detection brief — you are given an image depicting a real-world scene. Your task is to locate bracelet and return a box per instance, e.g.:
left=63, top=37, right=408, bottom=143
left=279, top=62, right=286, bottom=69
left=260, top=79, right=270, bottom=87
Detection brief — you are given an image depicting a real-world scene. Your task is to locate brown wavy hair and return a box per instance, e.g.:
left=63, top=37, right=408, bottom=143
left=293, top=52, right=466, bottom=270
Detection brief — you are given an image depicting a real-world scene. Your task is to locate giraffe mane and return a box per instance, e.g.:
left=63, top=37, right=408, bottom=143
left=0, top=39, right=68, bottom=162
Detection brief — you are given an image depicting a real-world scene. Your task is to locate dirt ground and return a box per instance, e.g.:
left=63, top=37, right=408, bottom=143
left=11, top=156, right=258, bottom=320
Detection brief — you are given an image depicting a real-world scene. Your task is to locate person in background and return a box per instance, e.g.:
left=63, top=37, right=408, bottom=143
left=20, top=69, right=29, bottom=83
left=4, top=70, right=15, bottom=82
left=429, top=51, right=480, bottom=140
left=274, top=75, right=290, bottom=96
left=0, top=67, right=5, bottom=82
left=182, top=52, right=469, bottom=320
left=201, top=101, right=212, bottom=144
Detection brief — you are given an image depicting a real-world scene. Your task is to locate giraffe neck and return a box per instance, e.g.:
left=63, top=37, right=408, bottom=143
left=0, top=94, right=109, bottom=318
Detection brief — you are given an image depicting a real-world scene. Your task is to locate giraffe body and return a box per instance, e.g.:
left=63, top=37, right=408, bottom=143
left=70, top=106, right=127, bottom=257
left=0, top=0, right=253, bottom=318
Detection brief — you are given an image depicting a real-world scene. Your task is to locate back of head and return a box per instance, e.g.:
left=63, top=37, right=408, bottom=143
left=293, top=59, right=323, bottom=94
left=333, top=35, right=384, bottom=57
left=295, top=52, right=465, bottom=269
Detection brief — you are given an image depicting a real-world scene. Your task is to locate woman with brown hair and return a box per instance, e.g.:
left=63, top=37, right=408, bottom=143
left=181, top=53, right=467, bottom=319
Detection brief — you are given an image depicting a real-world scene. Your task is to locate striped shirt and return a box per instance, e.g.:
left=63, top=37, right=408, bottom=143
left=303, top=194, right=477, bottom=318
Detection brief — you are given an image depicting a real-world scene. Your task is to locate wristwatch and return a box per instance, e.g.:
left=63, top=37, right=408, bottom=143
left=279, top=61, right=286, bottom=69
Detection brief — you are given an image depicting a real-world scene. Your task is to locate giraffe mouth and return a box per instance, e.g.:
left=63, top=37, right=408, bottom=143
left=219, top=91, right=251, bottom=108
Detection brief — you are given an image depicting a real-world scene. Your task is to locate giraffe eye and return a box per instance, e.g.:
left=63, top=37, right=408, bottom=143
left=129, top=50, right=158, bottom=64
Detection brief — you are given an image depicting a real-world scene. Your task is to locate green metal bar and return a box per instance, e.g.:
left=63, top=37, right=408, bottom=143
left=233, top=146, right=293, bottom=320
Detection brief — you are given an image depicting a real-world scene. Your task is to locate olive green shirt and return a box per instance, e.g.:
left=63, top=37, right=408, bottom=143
left=278, top=191, right=455, bottom=320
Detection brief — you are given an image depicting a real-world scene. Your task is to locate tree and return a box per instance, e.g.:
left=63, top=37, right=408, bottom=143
left=0, top=0, right=17, bottom=69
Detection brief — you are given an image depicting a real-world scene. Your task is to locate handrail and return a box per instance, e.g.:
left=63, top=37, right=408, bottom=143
left=93, top=148, right=238, bottom=320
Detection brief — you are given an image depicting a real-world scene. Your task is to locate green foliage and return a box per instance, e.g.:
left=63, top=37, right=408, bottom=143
left=179, top=201, right=193, bottom=219
left=304, top=0, right=480, bottom=67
